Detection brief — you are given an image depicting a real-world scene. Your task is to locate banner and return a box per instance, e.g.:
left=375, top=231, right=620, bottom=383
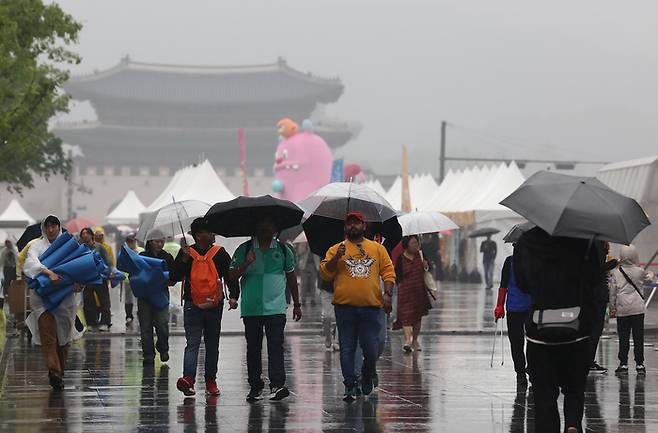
left=331, top=158, right=344, bottom=182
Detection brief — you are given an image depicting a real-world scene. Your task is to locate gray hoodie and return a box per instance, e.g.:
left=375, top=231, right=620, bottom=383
left=609, top=245, right=656, bottom=317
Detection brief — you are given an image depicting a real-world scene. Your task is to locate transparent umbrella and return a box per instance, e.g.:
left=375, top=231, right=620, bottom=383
left=398, top=211, right=459, bottom=236
left=136, top=200, right=211, bottom=242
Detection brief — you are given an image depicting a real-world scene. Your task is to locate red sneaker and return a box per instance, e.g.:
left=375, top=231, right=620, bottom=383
left=177, top=376, right=195, bottom=396
left=206, top=379, right=220, bottom=396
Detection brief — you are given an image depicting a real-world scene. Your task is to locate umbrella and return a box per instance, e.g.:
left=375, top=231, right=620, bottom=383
left=204, top=195, right=303, bottom=238
left=299, top=182, right=398, bottom=222
left=500, top=171, right=651, bottom=245
left=17, top=222, right=42, bottom=251
left=503, top=221, right=536, bottom=244
left=64, top=217, right=98, bottom=234
left=398, top=211, right=459, bottom=236
left=468, top=227, right=500, bottom=238
left=300, top=183, right=402, bottom=256
left=136, top=200, right=210, bottom=242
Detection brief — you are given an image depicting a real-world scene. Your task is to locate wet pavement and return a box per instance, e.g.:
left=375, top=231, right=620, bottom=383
left=2, top=327, right=658, bottom=432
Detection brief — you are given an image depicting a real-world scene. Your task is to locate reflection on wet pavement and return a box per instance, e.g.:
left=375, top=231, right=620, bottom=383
left=1, top=329, right=657, bottom=432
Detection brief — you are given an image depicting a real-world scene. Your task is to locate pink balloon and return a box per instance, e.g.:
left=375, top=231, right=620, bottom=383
left=273, top=131, right=333, bottom=203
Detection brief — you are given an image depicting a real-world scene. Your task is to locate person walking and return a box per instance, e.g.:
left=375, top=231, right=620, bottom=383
left=123, top=233, right=143, bottom=326
left=0, top=239, right=19, bottom=310
left=480, top=235, right=497, bottom=289
left=139, top=234, right=176, bottom=364
left=494, top=252, right=532, bottom=384
left=393, top=235, right=431, bottom=353
left=609, top=245, right=656, bottom=375
left=23, top=215, right=83, bottom=390
left=79, top=227, right=113, bottom=332
left=514, top=227, right=601, bottom=433
left=295, top=241, right=319, bottom=306
left=229, top=215, right=302, bottom=402
left=174, top=218, right=236, bottom=397
left=320, top=211, right=396, bottom=402
left=589, top=241, right=618, bottom=374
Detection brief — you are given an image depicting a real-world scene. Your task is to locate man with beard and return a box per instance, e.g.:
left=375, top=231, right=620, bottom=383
left=320, top=212, right=396, bottom=402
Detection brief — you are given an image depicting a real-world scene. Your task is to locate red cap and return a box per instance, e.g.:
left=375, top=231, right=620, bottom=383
left=345, top=211, right=365, bottom=223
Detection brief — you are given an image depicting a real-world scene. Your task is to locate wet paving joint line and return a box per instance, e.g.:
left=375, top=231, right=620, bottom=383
left=375, top=386, right=424, bottom=408
left=383, top=354, right=529, bottom=411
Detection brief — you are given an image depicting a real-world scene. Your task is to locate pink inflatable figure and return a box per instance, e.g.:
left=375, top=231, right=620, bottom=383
left=273, top=119, right=333, bottom=203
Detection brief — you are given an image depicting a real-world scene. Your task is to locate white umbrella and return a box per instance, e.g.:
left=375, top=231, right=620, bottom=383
left=398, top=211, right=459, bottom=236
left=137, top=200, right=211, bottom=242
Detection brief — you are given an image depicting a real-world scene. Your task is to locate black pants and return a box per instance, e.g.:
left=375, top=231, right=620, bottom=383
left=138, top=298, right=169, bottom=361
left=2, top=266, right=16, bottom=297
left=527, top=339, right=589, bottom=433
left=83, top=283, right=111, bottom=326
left=589, top=300, right=607, bottom=365
left=243, top=314, right=286, bottom=390
left=506, top=311, right=528, bottom=373
left=617, top=314, right=644, bottom=365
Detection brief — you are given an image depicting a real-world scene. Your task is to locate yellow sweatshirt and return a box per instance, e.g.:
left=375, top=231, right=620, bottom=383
left=320, top=238, right=396, bottom=308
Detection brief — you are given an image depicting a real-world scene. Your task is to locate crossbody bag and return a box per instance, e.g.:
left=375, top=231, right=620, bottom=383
left=619, top=267, right=645, bottom=301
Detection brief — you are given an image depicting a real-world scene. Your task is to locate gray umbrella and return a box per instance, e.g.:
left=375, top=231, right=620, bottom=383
left=503, top=221, right=536, bottom=243
left=468, top=227, right=500, bottom=238
left=500, top=171, right=651, bottom=245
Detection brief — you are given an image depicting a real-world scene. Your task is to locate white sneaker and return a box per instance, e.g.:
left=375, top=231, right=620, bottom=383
left=98, top=324, right=110, bottom=332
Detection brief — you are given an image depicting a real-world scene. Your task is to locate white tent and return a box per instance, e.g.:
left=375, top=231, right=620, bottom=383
left=385, top=173, right=440, bottom=211
left=145, top=160, right=236, bottom=213
left=106, top=190, right=146, bottom=225
left=362, top=179, right=387, bottom=197
left=0, top=199, right=35, bottom=224
left=597, top=155, right=658, bottom=269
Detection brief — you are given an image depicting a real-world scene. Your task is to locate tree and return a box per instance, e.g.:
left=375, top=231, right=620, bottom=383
left=0, top=0, right=81, bottom=193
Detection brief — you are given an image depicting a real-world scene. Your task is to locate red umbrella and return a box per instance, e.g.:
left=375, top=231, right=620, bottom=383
left=64, top=217, right=98, bottom=234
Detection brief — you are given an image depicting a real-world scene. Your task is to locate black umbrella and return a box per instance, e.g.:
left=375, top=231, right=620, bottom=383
left=468, top=227, right=500, bottom=238
left=16, top=222, right=42, bottom=251
left=302, top=215, right=402, bottom=257
left=500, top=171, right=651, bottom=245
left=503, top=221, right=536, bottom=244
left=205, top=195, right=303, bottom=238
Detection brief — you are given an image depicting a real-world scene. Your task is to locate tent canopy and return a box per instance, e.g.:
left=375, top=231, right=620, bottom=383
left=106, top=190, right=146, bottom=225
left=385, top=173, right=440, bottom=211
left=145, top=160, right=235, bottom=213
left=0, top=199, right=35, bottom=224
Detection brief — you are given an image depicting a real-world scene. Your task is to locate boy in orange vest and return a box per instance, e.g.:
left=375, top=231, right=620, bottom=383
left=173, top=218, right=237, bottom=397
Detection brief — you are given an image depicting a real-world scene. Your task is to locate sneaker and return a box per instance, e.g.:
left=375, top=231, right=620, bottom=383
left=361, top=376, right=374, bottom=396
left=589, top=362, right=608, bottom=374
left=205, top=380, right=220, bottom=396
left=637, top=365, right=646, bottom=375
left=269, top=386, right=290, bottom=401
left=160, top=352, right=169, bottom=363
left=343, top=386, right=357, bottom=403
left=403, top=344, right=412, bottom=353
left=246, top=387, right=264, bottom=402
left=615, top=364, right=629, bottom=374
left=125, top=317, right=133, bottom=325
left=176, top=376, right=195, bottom=396
left=97, top=324, right=110, bottom=332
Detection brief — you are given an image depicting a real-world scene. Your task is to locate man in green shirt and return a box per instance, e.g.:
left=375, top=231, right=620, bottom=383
left=229, top=216, right=302, bottom=402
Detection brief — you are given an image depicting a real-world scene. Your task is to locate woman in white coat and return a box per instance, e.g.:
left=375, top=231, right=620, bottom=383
left=609, top=245, right=656, bottom=375
left=23, top=215, right=82, bottom=390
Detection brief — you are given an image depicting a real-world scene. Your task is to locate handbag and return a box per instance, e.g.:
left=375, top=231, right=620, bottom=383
left=419, top=251, right=438, bottom=300
left=532, top=306, right=581, bottom=339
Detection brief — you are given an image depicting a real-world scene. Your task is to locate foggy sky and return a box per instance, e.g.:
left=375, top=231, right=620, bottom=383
left=53, top=0, right=658, bottom=175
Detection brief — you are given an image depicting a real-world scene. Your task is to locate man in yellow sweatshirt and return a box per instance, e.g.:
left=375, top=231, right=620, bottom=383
left=320, top=211, right=395, bottom=402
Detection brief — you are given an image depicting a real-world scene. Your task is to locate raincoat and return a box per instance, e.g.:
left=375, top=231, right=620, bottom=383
left=609, top=245, right=656, bottom=318
left=23, top=216, right=81, bottom=346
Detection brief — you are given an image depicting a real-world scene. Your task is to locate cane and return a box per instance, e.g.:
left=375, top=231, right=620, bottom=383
left=500, top=318, right=505, bottom=366
left=491, top=319, right=499, bottom=368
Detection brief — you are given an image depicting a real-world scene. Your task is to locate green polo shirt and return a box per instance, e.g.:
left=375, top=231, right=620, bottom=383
left=231, top=238, right=295, bottom=317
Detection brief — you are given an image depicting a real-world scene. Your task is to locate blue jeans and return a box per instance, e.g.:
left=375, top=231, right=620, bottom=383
left=182, top=301, right=223, bottom=382
left=334, top=305, right=383, bottom=387
left=354, top=309, right=387, bottom=379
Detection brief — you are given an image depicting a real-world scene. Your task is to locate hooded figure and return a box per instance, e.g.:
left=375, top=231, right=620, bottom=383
left=23, top=215, right=82, bottom=390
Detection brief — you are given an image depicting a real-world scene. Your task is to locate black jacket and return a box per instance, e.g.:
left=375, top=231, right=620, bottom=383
left=513, top=227, right=601, bottom=344
left=173, top=244, right=238, bottom=303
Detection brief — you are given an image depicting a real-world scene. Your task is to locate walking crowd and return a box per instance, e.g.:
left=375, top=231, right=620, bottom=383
left=1, top=171, right=656, bottom=433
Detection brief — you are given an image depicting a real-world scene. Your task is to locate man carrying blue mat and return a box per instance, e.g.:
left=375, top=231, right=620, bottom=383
left=23, top=215, right=105, bottom=390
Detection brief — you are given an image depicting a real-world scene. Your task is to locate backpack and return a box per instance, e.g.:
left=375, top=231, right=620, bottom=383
left=189, top=245, right=223, bottom=309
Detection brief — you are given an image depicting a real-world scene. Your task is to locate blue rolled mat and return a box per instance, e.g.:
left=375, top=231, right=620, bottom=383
left=118, top=244, right=170, bottom=310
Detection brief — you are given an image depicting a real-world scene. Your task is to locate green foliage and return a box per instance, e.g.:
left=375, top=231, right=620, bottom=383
left=0, top=0, right=81, bottom=193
